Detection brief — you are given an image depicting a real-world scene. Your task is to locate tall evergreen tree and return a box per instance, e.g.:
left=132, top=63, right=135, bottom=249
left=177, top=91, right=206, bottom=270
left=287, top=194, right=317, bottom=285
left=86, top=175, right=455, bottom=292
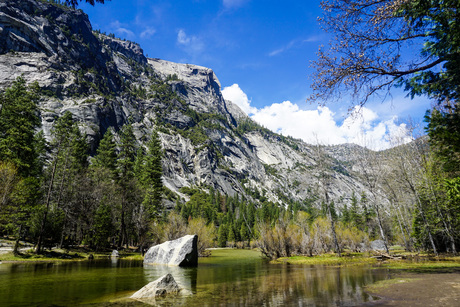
left=0, top=77, right=43, bottom=253
left=93, top=129, right=117, bottom=178
left=36, top=111, right=88, bottom=253
left=0, top=77, right=41, bottom=177
left=140, top=130, right=163, bottom=219
left=116, top=124, right=138, bottom=247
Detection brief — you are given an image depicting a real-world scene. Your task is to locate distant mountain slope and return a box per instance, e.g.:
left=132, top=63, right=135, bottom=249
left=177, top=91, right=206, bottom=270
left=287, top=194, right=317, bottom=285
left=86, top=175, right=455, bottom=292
left=0, top=0, right=380, bottom=208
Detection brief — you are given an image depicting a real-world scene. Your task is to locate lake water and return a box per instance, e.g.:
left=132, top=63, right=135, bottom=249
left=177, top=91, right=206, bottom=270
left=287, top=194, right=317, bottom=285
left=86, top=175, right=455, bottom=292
left=0, top=249, right=390, bottom=306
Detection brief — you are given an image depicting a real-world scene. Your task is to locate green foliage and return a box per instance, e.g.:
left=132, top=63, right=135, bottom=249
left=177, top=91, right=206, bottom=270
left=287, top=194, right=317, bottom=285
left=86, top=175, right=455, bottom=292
left=92, top=129, right=117, bottom=178
left=425, top=106, right=460, bottom=176
left=217, top=223, right=228, bottom=247
left=90, top=203, right=114, bottom=250
left=263, top=163, right=278, bottom=177
left=138, top=130, right=163, bottom=218
left=117, top=124, right=137, bottom=180
left=398, top=0, right=460, bottom=104
left=0, top=77, right=42, bottom=177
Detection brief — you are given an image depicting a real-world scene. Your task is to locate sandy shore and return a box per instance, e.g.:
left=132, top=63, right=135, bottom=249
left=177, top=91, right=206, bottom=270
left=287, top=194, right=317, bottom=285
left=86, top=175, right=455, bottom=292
left=364, top=271, right=460, bottom=306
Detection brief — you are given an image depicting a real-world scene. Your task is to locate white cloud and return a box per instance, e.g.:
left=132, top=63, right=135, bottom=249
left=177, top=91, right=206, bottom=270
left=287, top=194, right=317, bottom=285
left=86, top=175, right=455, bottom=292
left=110, top=21, right=136, bottom=40
left=222, top=84, right=413, bottom=150
left=222, top=84, right=257, bottom=115
left=177, top=29, right=204, bottom=54
left=140, top=27, right=156, bottom=39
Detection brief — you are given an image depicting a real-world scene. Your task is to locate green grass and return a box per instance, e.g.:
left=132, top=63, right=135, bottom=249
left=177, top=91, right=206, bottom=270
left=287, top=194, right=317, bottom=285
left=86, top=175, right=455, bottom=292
left=274, top=251, right=460, bottom=271
left=0, top=248, right=143, bottom=263
left=199, top=248, right=263, bottom=265
left=274, top=252, right=378, bottom=266
left=378, top=256, right=460, bottom=273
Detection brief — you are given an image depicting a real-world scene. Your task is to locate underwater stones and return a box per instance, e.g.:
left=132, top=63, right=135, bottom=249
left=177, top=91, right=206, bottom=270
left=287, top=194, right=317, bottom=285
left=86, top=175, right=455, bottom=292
left=144, top=235, right=198, bottom=267
left=131, top=273, right=181, bottom=299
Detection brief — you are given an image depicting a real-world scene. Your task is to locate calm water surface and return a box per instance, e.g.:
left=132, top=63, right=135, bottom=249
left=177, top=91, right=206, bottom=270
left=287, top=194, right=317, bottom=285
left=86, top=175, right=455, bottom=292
left=0, top=249, right=390, bottom=306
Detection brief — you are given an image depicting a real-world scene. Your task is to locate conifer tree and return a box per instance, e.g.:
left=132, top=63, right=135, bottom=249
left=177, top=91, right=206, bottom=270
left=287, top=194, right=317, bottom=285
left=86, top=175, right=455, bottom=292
left=218, top=223, right=228, bottom=247
left=0, top=77, right=41, bottom=177
left=93, top=129, right=117, bottom=177
left=0, top=77, right=44, bottom=253
left=36, top=112, right=88, bottom=253
left=116, top=124, right=138, bottom=247
left=140, top=129, right=163, bottom=219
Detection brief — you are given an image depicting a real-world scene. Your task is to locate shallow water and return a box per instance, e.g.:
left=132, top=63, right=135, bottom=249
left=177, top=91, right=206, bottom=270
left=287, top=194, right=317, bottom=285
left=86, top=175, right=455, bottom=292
left=0, top=249, right=390, bottom=306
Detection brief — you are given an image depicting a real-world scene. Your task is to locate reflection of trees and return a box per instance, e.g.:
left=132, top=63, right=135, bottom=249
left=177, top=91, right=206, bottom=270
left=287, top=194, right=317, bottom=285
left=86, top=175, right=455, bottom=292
left=173, top=265, right=389, bottom=306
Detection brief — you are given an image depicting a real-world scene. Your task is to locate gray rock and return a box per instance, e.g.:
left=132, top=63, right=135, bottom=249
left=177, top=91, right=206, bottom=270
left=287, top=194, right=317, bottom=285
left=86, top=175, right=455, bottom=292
left=144, top=235, right=198, bottom=267
left=0, top=0, right=392, bottom=215
left=131, top=273, right=181, bottom=299
left=370, top=240, right=387, bottom=251
left=111, top=250, right=119, bottom=257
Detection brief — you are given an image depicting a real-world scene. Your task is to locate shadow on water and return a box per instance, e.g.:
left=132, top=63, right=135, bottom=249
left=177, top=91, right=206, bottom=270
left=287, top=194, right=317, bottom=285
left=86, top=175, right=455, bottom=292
left=0, top=250, right=390, bottom=306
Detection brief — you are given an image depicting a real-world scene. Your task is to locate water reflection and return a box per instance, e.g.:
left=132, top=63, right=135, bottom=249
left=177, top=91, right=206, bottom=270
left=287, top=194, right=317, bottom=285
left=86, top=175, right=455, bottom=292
left=168, top=264, right=387, bottom=306
left=0, top=251, right=389, bottom=306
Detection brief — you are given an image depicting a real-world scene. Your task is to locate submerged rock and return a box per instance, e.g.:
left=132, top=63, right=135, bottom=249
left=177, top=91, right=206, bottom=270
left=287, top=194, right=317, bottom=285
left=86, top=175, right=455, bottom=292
left=131, top=273, right=181, bottom=299
left=144, top=235, right=198, bottom=267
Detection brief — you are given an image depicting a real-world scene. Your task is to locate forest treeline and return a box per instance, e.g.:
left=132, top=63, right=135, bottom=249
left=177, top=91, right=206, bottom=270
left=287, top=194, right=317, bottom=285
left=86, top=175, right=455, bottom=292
left=1, top=76, right=459, bottom=258
left=0, top=77, right=163, bottom=254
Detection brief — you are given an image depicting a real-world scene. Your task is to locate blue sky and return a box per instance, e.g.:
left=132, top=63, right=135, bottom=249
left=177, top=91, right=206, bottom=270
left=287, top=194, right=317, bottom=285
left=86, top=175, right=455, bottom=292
left=80, top=0, right=432, bottom=150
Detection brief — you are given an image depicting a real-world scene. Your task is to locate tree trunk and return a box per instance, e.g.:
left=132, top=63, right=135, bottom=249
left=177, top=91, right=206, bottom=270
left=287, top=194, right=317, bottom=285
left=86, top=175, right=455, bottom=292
left=326, top=191, right=341, bottom=257
left=35, top=149, right=60, bottom=254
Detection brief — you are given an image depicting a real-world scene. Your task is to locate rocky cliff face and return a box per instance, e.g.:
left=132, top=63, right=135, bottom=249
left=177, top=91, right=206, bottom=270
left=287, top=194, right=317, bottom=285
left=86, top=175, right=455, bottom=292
left=0, top=0, right=372, bottom=208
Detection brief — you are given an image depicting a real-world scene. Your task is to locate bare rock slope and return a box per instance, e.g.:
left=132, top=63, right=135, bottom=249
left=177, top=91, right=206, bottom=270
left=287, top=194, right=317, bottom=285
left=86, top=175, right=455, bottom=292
left=0, top=0, right=374, bottom=208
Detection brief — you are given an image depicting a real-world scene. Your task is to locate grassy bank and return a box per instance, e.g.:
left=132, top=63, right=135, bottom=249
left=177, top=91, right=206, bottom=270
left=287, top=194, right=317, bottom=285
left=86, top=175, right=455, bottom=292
left=273, top=252, right=378, bottom=266
left=0, top=248, right=143, bottom=262
left=274, top=252, right=460, bottom=269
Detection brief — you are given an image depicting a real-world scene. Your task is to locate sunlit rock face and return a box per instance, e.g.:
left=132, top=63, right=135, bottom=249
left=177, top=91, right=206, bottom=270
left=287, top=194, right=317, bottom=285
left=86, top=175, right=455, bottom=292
left=144, top=235, right=198, bottom=267
left=0, top=0, right=385, bottom=211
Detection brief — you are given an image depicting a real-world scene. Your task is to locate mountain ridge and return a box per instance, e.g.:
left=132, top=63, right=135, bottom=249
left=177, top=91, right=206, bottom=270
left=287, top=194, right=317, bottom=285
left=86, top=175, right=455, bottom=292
left=0, top=0, right=377, bottom=208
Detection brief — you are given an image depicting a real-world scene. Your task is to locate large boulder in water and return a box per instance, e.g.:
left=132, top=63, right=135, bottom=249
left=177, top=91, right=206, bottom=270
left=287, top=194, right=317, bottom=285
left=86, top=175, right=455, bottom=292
left=144, top=235, right=198, bottom=267
left=131, top=273, right=181, bottom=299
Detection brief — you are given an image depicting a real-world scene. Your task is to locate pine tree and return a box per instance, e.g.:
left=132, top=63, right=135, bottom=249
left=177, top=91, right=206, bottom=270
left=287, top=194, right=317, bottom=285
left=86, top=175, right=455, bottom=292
left=349, top=191, right=362, bottom=229
left=140, top=129, right=163, bottom=219
left=217, top=223, right=228, bottom=247
left=116, top=124, right=138, bottom=247
left=93, top=129, right=117, bottom=177
left=117, top=124, right=137, bottom=180
left=0, top=78, right=44, bottom=253
left=0, top=77, right=41, bottom=177
left=227, top=221, right=235, bottom=245
left=36, top=111, right=88, bottom=253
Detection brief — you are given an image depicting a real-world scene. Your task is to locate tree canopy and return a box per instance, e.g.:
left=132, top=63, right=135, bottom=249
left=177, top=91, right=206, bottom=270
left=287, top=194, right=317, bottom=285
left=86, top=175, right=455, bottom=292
left=311, top=0, right=460, bottom=108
